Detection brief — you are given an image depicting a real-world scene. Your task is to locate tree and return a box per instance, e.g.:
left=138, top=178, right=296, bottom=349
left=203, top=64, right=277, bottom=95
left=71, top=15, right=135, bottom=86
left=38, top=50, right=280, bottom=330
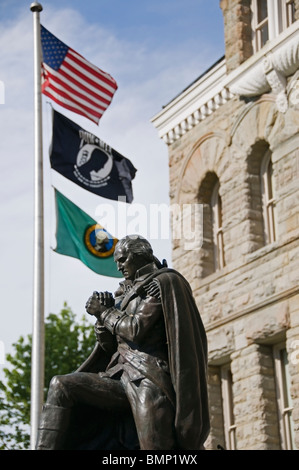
left=0, top=303, right=96, bottom=450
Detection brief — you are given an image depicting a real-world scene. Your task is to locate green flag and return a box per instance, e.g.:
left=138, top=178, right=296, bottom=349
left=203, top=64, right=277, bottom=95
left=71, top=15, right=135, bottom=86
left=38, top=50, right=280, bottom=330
left=54, top=189, right=122, bottom=278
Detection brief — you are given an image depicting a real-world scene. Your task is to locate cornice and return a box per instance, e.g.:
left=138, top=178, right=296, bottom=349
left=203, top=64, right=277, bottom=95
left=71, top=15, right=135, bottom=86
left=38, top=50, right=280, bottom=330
left=151, top=21, right=299, bottom=146
left=151, top=59, right=231, bottom=145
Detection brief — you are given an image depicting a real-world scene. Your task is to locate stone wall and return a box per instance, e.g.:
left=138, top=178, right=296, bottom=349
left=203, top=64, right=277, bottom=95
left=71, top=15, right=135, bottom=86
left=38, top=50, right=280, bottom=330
left=231, top=344, right=281, bottom=450
left=220, top=0, right=253, bottom=74
left=168, top=87, right=299, bottom=449
left=219, top=0, right=299, bottom=74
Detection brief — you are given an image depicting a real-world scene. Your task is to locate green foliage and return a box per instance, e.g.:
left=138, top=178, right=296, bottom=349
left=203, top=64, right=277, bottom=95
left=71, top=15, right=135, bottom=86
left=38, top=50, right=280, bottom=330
left=0, top=303, right=96, bottom=450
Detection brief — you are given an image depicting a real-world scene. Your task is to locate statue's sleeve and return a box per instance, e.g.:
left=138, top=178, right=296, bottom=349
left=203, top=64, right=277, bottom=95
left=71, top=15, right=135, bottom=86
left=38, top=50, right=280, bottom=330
left=94, top=320, right=117, bottom=354
left=99, top=296, right=162, bottom=343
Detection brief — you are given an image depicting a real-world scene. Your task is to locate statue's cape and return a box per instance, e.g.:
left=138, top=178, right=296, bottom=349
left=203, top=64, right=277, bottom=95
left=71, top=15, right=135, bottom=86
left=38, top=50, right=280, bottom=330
left=75, top=267, right=210, bottom=450
left=154, top=268, right=210, bottom=449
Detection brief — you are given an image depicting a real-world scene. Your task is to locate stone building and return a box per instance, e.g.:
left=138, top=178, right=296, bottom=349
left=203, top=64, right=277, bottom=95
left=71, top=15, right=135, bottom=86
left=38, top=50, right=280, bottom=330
left=152, top=0, right=299, bottom=450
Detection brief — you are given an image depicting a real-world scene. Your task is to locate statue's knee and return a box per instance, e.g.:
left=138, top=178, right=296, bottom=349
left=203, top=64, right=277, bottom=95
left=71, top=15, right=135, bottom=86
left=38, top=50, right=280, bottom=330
left=47, top=375, right=70, bottom=406
left=50, top=375, right=64, bottom=391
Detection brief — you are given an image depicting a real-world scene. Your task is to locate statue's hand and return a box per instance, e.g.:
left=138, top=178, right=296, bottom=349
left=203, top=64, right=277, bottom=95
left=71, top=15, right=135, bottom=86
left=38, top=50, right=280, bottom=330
left=85, top=291, right=107, bottom=318
left=98, top=291, right=115, bottom=308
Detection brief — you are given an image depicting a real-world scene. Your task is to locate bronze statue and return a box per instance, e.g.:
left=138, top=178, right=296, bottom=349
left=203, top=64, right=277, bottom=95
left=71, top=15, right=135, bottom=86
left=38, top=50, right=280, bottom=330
left=36, top=235, right=210, bottom=450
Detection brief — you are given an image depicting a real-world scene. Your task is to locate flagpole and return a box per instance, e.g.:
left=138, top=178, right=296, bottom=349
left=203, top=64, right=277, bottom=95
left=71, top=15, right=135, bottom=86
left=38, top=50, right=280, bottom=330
left=30, top=2, right=44, bottom=450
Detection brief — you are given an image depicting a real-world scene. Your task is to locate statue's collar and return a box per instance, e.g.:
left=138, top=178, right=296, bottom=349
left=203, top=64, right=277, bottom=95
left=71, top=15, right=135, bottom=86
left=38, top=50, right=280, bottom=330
left=120, top=262, right=159, bottom=310
left=134, top=262, right=158, bottom=281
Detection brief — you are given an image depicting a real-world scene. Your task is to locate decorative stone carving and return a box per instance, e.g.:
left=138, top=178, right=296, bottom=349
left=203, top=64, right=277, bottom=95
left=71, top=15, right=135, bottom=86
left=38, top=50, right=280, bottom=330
left=229, top=28, right=299, bottom=113
left=263, top=54, right=288, bottom=112
left=152, top=18, right=298, bottom=145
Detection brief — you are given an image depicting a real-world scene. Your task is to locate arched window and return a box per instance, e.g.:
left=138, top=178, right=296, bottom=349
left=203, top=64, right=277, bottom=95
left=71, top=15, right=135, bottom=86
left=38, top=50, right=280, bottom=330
left=211, top=182, right=225, bottom=270
left=246, top=141, right=276, bottom=251
left=261, top=151, right=276, bottom=244
left=197, top=172, right=225, bottom=277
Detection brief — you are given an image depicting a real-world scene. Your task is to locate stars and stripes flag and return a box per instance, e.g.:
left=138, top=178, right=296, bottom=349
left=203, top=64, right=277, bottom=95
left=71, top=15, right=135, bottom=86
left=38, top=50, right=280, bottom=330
left=40, top=25, right=118, bottom=124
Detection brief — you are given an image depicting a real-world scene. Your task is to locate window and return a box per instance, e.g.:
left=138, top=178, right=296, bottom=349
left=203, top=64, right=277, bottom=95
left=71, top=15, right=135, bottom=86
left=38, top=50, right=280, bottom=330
left=252, top=0, right=269, bottom=51
left=261, top=151, right=276, bottom=244
left=273, top=344, right=297, bottom=450
left=197, top=172, right=224, bottom=277
left=221, top=365, right=236, bottom=450
left=252, top=0, right=297, bottom=52
left=211, top=182, right=225, bottom=270
left=282, top=0, right=296, bottom=28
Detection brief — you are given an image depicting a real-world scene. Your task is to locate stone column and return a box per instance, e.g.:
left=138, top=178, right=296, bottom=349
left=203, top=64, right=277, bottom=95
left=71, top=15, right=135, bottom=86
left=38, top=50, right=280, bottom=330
left=220, top=0, right=253, bottom=74
left=231, top=343, right=281, bottom=450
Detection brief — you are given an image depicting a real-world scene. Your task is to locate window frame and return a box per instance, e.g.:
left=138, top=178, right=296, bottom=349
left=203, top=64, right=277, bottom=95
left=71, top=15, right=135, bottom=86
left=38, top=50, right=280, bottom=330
left=251, top=0, right=297, bottom=52
left=273, top=343, right=297, bottom=450
left=281, top=0, right=296, bottom=28
left=252, top=0, right=270, bottom=52
left=260, top=150, right=276, bottom=244
left=211, top=181, right=225, bottom=270
left=221, top=365, right=236, bottom=450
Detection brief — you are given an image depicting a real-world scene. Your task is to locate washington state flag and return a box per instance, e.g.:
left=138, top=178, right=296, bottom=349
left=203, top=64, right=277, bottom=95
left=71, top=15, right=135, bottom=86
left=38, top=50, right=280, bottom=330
left=54, top=189, right=122, bottom=278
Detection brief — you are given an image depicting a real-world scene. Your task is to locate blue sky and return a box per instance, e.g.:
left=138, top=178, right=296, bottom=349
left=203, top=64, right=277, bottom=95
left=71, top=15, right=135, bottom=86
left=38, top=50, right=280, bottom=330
left=1, top=1, right=224, bottom=51
left=0, top=1, right=225, bottom=366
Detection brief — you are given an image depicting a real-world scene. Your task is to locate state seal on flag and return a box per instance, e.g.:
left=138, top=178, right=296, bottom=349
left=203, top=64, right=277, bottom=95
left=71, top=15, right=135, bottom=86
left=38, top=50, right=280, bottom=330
left=84, top=225, right=117, bottom=258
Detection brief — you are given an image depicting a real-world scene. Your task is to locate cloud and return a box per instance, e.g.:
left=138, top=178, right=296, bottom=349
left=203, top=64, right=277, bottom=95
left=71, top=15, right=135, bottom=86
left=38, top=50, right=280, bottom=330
left=0, top=3, right=223, bottom=355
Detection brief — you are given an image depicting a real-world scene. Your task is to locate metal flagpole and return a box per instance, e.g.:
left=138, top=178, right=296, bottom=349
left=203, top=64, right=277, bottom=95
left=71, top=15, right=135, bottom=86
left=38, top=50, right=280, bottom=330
left=30, top=2, right=44, bottom=450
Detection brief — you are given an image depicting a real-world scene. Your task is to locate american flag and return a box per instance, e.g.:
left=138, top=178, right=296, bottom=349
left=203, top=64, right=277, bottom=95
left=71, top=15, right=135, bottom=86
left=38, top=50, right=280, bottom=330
left=40, top=25, right=118, bottom=124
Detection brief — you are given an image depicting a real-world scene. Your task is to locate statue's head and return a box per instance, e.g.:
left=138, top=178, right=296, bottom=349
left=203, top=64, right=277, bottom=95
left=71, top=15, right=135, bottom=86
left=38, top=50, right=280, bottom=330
left=114, top=235, right=154, bottom=280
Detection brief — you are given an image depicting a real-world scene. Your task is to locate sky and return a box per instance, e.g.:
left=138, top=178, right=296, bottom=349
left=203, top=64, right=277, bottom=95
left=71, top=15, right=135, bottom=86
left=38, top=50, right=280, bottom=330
left=0, top=0, right=225, bottom=372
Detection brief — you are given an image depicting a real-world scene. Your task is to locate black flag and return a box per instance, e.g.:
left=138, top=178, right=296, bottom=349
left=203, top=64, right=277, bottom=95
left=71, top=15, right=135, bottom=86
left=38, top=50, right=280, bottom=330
left=50, top=111, right=137, bottom=202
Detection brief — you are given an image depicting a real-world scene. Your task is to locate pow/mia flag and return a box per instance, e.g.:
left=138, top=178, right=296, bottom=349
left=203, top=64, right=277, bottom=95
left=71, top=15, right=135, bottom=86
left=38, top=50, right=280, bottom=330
left=50, top=110, right=137, bottom=202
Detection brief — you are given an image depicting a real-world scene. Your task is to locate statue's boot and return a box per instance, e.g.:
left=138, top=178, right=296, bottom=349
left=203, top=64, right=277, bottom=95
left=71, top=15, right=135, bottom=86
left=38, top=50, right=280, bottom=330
left=36, top=404, right=71, bottom=450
